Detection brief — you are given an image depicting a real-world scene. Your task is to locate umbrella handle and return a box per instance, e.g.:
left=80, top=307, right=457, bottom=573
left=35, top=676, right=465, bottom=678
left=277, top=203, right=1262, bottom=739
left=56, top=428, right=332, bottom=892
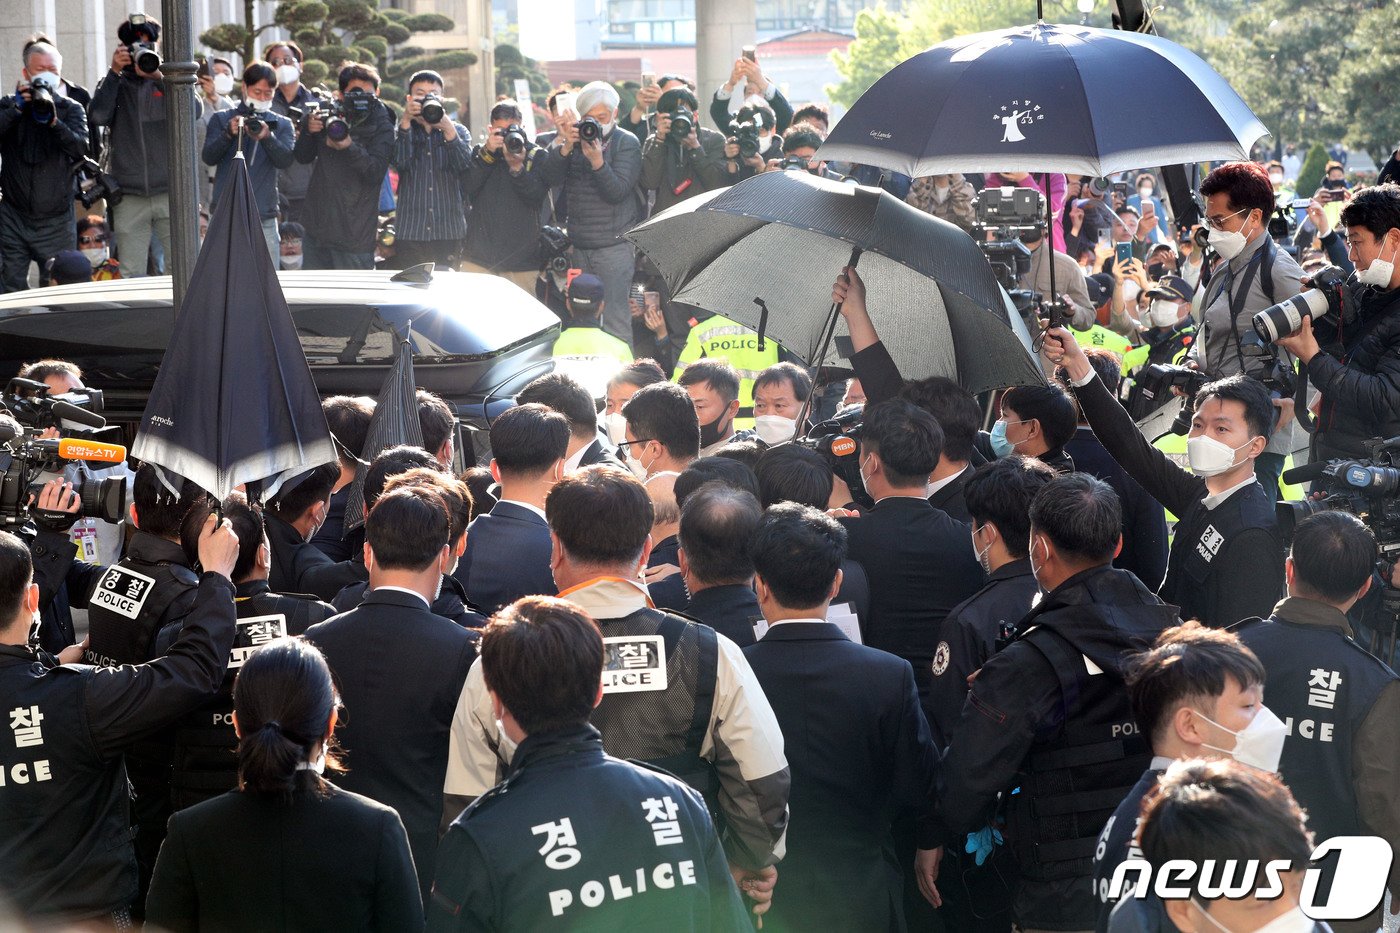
left=793, top=247, right=864, bottom=433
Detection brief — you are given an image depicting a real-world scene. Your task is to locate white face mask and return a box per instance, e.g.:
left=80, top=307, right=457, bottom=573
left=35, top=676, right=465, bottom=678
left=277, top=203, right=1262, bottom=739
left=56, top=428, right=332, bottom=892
left=597, top=119, right=615, bottom=136
left=275, top=63, right=300, bottom=86
left=1268, top=172, right=1284, bottom=186
left=1122, top=280, right=1142, bottom=304
left=1207, top=209, right=1252, bottom=260
left=1196, top=705, right=1288, bottom=773
left=1186, top=434, right=1255, bottom=477
left=604, top=411, right=628, bottom=446
left=1357, top=236, right=1398, bottom=288
left=249, top=97, right=273, bottom=112
left=971, top=525, right=993, bottom=574
left=1147, top=299, right=1181, bottom=328
left=82, top=246, right=109, bottom=268
left=212, top=72, right=234, bottom=96
left=624, top=444, right=651, bottom=479
left=280, top=254, right=303, bottom=270
left=29, top=72, right=62, bottom=95
left=1190, top=900, right=1313, bottom=933
left=754, top=414, right=798, bottom=446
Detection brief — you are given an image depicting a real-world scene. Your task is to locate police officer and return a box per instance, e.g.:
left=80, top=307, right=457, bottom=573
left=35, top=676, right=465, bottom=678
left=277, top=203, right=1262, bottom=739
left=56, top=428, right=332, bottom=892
left=0, top=514, right=237, bottom=924
left=1235, top=511, right=1400, bottom=933
left=917, top=474, right=1178, bottom=931
left=1048, top=327, right=1285, bottom=628
left=429, top=597, right=749, bottom=931
left=674, top=310, right=781, bottom=429
left=551, top=273, right=633, bottom=366
left=445, top=465, right=789, bottom=921
left=169, top=493, right=335, bottom=810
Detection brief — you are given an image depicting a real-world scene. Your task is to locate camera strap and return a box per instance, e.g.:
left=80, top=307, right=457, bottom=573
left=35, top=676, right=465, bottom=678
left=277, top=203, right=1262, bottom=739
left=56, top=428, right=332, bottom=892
left=1212, top=237, right=1274, bottom=373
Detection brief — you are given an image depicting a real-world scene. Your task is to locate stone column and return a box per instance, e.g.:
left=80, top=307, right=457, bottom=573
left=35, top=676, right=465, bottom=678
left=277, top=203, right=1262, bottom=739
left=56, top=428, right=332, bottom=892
left=163, top=0, right=201, bottom=314
left=695, top=0, right=756, bottom=131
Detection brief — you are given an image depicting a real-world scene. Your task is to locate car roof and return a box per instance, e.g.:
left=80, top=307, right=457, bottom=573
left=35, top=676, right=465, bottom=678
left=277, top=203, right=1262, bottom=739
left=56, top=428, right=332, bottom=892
left=0, top=269, right=530, bottom=311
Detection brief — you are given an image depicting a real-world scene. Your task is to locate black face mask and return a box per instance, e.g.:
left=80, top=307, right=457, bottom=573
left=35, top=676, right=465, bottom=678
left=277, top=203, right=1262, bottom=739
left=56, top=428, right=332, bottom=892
left=699, top=410, right=733, bottom=448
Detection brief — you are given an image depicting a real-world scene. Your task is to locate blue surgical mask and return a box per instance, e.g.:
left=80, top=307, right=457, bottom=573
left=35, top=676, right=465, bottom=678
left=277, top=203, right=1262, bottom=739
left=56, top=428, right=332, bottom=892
left=989, top=419, right=1028, bottom=458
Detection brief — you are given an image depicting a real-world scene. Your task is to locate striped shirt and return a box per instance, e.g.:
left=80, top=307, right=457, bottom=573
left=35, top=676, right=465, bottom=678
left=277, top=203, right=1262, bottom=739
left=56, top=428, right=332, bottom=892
left=391, top=121, right=473, bottom=242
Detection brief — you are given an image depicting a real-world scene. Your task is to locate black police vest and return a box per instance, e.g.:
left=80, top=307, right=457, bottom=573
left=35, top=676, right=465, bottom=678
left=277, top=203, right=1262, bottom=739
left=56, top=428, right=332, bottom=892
left=1163, top=481, right=1278, bottom=626
left=84, top=556, right=200, bottom=667
left=1007, top=627, right=1150, bottom=884
left=591, top=608, right=720, bottom=811
left=1237, top=617, right=1394, bottom=841
left=0, top=650, right=137, bottom=918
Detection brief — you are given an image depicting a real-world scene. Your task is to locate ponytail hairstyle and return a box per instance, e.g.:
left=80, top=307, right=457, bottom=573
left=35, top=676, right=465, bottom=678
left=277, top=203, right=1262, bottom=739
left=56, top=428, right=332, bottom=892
left=232, top=637, right=342, bottom=799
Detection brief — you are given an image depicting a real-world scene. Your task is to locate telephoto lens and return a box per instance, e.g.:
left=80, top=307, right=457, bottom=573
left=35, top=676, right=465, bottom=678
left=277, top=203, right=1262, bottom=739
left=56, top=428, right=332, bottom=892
left=419, top=94, right=445, bottom=125
left=133, top=44, right=162, bottom=74
left=1252, top=290, right=1332, bottom=343
left=28, top=81, right=56, bottom=124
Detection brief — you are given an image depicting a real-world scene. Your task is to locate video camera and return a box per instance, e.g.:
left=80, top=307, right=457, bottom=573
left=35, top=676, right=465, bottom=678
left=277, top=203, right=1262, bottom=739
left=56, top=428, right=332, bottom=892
left=73, top=157, right=122, bottom=209
left=1278, top=436, right=1400, bottom=563
left=972, top=186, right=1070, bottom=328
left=792, top=407, right=872, bottom=510
left=306, top=88, right=374, bottom=142
left=1134, top=363, right=1212, bottom=435
left=728, top=119, right=761, bottom=159
left=539, top=225, right=572, bottom=276
left=4, top=378, right=111, bottom=436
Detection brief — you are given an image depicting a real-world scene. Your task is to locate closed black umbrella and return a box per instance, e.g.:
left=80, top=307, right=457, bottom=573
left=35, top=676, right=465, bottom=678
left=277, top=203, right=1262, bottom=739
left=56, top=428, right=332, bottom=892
left=342, top=333, right=423, bottom=532
left=133, top=153, right=336, bottom=498
left=626, top=170, right=1043, bottom=396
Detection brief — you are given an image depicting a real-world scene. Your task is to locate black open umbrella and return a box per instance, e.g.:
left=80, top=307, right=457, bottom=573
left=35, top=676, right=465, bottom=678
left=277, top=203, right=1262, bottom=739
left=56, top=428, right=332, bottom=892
left=133, top=153, right=336, bottom=498
left=626, top=170, right=1043, bottom=397
left=342, top=333, right=423, bottom=532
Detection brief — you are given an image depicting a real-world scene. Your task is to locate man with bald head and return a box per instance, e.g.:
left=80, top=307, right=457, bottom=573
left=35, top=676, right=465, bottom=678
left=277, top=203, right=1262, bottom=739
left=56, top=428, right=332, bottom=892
left=644, top=471, right=686, bottom=609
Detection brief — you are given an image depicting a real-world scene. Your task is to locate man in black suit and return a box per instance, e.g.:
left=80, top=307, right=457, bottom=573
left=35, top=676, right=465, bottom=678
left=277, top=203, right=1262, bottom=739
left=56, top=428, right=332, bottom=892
left=517, top=371, right=624, bottom=471
left=265, top=462, right=367, bottom=602
left=305, top=485, right=477, bottom=902
left=744, top=503, right=938, bottom=933
left=309, top=395, right=375, bottom=561
left=679, top=483, right=764, bottom=648
left=456, top=402, right=568, bottom=613
left=839, top=399, right=984, bottom=726
left=902, top=375, right=985, bottom=523
left=643, top=471, right=688, bottom=610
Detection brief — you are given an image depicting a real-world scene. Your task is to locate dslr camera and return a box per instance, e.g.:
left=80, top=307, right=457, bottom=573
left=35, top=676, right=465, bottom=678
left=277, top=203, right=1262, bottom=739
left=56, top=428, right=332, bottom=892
left=124, top=13, right=161, bottom=74
left=1133, top=363, right=1212, bottom=435
left=667, top=105, right=694, bottom=142
left=577, top=116, right=603, bottom=143
left=1252, top=265, right=1352, bottom=344
left=778, top=155, right=811, bottom=172
left=501, top=123, right=529, bottom=154
left=234, top=101, right=267, bottom=136
left=25, top=72, right=59, bottom=124
left=73, top=157, right=122, bottom=209
left=418, top=93, right=445, bottom=125
left=728, top=119, right=761, bottom=159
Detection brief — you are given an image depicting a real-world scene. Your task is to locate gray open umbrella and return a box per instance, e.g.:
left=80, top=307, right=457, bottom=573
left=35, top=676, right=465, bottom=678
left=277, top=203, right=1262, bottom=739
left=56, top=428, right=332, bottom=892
left=343, top=333, right=423, bottom=532
left=626, top=170, right=1043, bottom=396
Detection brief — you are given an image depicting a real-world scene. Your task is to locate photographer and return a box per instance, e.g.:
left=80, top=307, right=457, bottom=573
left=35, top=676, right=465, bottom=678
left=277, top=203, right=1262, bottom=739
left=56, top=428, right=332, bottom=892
left=0, top=517, right=237, bottom=925
left=619, top=73, right=689, bottom=143
left=640, top=87, right=727, bottom=214
left=264, top=41, right=316, bottom=224
left=392, top=70, right=471, bottom=270
left=202, top=61, right=295, bottom=264
left=721, top=100, right=780, bottom=183
left=1046, top=327, right=1285, bottom=627
left=538, top=81, right=642, bottom=345
left=1188, top=161, right=1304, bottom=496
left=1019, top=222, right=1096, bottom=329
left=766, top=124, right=848, bottom=181
left=293, top=63, right=394, bottom=270
left=1276, top=183, right=1400, bottom=460
left=462, top=99, right=548, bottom=289
left=90, top=15, right=175, bottom=277
left=710, top=53, right=794, bottom=138
left=0, top=40, right=89, bottom=293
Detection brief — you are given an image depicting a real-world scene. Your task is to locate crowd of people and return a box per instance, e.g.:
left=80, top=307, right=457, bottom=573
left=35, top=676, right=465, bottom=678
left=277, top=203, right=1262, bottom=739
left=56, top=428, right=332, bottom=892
left=5, top=17, right=1400, bottom=933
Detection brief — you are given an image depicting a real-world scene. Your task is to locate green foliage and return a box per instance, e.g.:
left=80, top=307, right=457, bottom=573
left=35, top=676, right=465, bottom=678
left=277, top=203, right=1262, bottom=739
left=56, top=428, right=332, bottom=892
left=402, top=13, right=455, bottom=32
left=356, top=34, right=388, bottom=59
left=1296, top=143, right=1331, bottom=200
left=380, top=8, right=410, bottom=22
left=495, top=44, right=525, bottom=67
left=380, top=23, right=412, bottom=46
left=200, top=22, right=249, bottom=55
left=301, top=60, right=329, bottom=87
left=277, top=0, right=327, bottom=28
left=493, top=43, right=550, bottom=107
left=1334, top=2, right=1400, bottom=159
left=826, top=6, right=905, bottom=108
left=294, top=28, right=320, bottom=47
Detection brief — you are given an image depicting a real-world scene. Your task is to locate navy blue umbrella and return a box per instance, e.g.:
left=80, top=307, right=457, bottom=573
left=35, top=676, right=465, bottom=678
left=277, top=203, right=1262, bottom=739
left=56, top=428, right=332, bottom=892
left=818, top=22, right=1267, bottom=179
left=342, top=333, right=424, bottom=532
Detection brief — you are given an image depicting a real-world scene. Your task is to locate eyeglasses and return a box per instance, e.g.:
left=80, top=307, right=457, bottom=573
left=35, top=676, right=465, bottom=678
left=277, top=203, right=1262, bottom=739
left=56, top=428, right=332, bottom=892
left=1203, top=207, right=1248, bottom=231
left=78, top=235, right=108, bottom=245
left=616, top=439, right=654, bottom=458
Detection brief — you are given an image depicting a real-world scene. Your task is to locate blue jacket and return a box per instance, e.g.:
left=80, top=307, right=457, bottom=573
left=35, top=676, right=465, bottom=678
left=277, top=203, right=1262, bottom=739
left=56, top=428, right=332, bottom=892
left=202, top=108, right=295, bottom=219
left=454, top=500, right=557, bottom=614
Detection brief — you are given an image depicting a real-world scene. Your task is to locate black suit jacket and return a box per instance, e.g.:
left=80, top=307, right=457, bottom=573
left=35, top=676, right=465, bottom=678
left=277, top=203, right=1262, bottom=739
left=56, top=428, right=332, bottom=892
left=1066, top=427, right=1169, bottom=591
left=682, top=583, right=761, bottom=647
left=304, top=589, right=476, bottom=899
left=146, top=784, right=423, bottom=931
left=647, top=534, right=689, bottom=611
left=454, top=500, right=557, bottom=614
left=743, top=622, right=938, bottom=933
left=577, top=436, right=623, bottom=468
left=839, top=497, right=985, bottom=723
left=266, top=513, right=367, bottom=603
left=928, top=464, right=975, bottom=524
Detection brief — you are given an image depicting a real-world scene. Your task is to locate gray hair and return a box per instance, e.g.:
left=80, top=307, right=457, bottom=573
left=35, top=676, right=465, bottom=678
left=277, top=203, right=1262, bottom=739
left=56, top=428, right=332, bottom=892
left=24, top=41, right=62, bottom=74
left=575, top=80, right=619, bottom=119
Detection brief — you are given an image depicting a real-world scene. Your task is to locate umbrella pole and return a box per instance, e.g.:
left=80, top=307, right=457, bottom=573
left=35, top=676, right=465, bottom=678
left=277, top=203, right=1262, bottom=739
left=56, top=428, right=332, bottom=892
left=794, top=246, right=863, bottom=433
left=1043, top=172, right=1057, bottom=313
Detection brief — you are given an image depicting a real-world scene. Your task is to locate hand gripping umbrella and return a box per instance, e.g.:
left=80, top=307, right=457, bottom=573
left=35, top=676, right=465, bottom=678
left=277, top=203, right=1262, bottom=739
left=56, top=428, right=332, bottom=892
left=133, top=152, right=336, bottom=500
left=817, top=20, right=1269, bottom=339
left=626, top=170, right=1045, bottom=410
